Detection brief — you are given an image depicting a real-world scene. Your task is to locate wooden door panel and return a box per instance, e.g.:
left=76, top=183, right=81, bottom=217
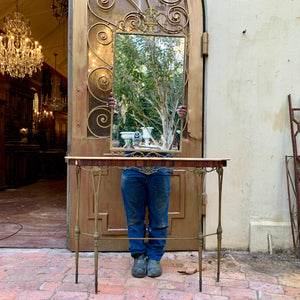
left=69, top=0, right=203, bottom=251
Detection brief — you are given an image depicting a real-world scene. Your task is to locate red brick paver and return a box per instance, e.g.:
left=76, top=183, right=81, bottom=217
left=0, top=249, right=299, bottom=300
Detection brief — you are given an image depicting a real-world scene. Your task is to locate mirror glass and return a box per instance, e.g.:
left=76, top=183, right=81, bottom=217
left=111, top=33, right=185, bottom=153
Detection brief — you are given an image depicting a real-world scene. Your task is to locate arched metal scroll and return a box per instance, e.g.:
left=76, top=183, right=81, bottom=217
left=86, top=0, right=190, bottom=144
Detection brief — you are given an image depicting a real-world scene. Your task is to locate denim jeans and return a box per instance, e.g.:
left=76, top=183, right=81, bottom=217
left=121, top=168, right=171, bottom=260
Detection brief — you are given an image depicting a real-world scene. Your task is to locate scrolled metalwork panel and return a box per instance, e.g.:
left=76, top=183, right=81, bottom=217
left=159, top=5, right=189, bottom=33
left=88, top=106, right=111, bottom=137
left=96, top=0, right=116, bottom=11
left=87, top=0, right=189, bottom=139
left=88, top=23, right=114, bottom=56
left=161, top=0, right=182, bottom=4
left=119, top=12, right=145, bottom=32
left=88, top=67, right=113, bottom=101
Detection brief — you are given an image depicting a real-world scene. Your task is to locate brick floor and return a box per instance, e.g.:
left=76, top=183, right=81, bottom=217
left=0, top=249, right=299, bottom=300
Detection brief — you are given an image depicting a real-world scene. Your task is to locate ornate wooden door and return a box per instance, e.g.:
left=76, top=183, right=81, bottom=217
left=68, top=0, right=204, bottom=251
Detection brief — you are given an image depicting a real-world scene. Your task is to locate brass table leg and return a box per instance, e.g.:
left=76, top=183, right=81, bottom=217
left=198, top=232, right=203, bottom=292
left=75, top=165, right=81, bottom=284
left=195, top=168, right=206, bottom=292
left=72, top=163, right=225, bottom=294
left=216, top=167, right=223, bottom=282
left=91, top=167, right=102, bottom=294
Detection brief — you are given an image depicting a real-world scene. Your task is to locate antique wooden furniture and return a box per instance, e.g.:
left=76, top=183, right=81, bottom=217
left=0, top=79, right=38, bottom=188
left=66, top=156, right=228, bottom=293
left=5, top=143, right=39, bottom=188
left=38, top=111, right=67, bottom=179
left=0, top=99, right=7, bottom=189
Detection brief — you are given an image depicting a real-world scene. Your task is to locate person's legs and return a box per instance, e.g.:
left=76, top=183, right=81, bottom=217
left=145, top=174, right=170, bottom=277
left=121, top=170, right=171, bottom=278
left=146, top=174, right=171, bottom=261
left=121, top=170, right=147, bottom=256
left=121, top=170, right=149, bottom=277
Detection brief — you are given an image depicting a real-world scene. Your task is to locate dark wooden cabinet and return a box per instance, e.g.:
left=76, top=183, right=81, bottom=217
left=0, top=79, right=38, bottom=188
left=37, top=111, right=67, bottom=179
left=54, top=111, right=67, bottom=150
left=38, top=111, right=67, bottom=150
left=0, top=99, right=7, bottom=190
left=5, top=143, right=40, bottom=188
left=0, top=76, right=68, bottom=188
left=38, top=149, right=66, bottom=179
left=0, top=80, right=35, bottom=143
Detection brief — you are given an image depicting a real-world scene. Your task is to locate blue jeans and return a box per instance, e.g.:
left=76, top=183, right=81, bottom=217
left=121, top=169, right=171, bottom=260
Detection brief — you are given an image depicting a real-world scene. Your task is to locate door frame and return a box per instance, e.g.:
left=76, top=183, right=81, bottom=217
left=66, top=0, right=205, bottom=251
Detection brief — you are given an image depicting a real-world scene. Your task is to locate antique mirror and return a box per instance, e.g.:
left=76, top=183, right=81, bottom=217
left=87, top=0, right=189, bottom=154
left=112, top=33, right=185, bottom=152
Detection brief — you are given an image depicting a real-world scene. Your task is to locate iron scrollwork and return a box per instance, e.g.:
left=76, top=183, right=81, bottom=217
left=87, top=0, right=189, bottom=142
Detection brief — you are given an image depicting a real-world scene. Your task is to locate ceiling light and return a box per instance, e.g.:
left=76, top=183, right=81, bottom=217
left=51, top=0, right=68, bottom=23
left=0, top=0, right=44, bottom=78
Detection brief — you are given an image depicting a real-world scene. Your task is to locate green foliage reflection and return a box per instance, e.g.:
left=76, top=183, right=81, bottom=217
left=113, top=34, right=185, bottom=151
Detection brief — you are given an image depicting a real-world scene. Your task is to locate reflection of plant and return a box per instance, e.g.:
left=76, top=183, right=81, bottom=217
left=114, top=34, right=184, bottom=150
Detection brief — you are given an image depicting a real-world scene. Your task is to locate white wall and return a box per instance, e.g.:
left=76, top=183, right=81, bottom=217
left=204, top=0, right=300, bottom=251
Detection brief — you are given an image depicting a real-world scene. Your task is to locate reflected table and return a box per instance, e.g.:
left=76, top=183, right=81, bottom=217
left=65, top=156, right=229, bottom=293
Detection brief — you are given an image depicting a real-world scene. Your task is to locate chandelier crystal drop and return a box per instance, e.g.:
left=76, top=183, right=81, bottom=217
left=0, top=6, right=44, bottom=78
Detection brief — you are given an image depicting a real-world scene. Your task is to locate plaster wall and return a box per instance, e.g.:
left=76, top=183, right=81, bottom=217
left=204, top=0, right=300, bottom=251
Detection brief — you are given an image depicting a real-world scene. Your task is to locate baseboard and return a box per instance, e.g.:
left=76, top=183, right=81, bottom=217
left=249, top=221, right=293, bottom=252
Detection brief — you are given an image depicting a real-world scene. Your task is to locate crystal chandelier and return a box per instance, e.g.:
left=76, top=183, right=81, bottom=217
left=47, top=53, right=65, bottom=112
left=51, top=0, right=68, bottom=22
left=0, top=1, right=44, bottom=78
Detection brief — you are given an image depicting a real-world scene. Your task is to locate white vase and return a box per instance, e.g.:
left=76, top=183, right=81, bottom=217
left=120, top=131, right=135, bottom=148
left=141, top=127, right=153, bottom=146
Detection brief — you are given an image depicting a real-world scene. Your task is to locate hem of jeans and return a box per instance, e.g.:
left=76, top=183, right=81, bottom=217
left=131, top=251, right=146, bottom=258
left=146, top=254, right=163, bottom=261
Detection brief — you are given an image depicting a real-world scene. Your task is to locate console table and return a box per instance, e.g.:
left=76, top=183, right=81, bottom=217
left=65, top=156, right=229, bottom=293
